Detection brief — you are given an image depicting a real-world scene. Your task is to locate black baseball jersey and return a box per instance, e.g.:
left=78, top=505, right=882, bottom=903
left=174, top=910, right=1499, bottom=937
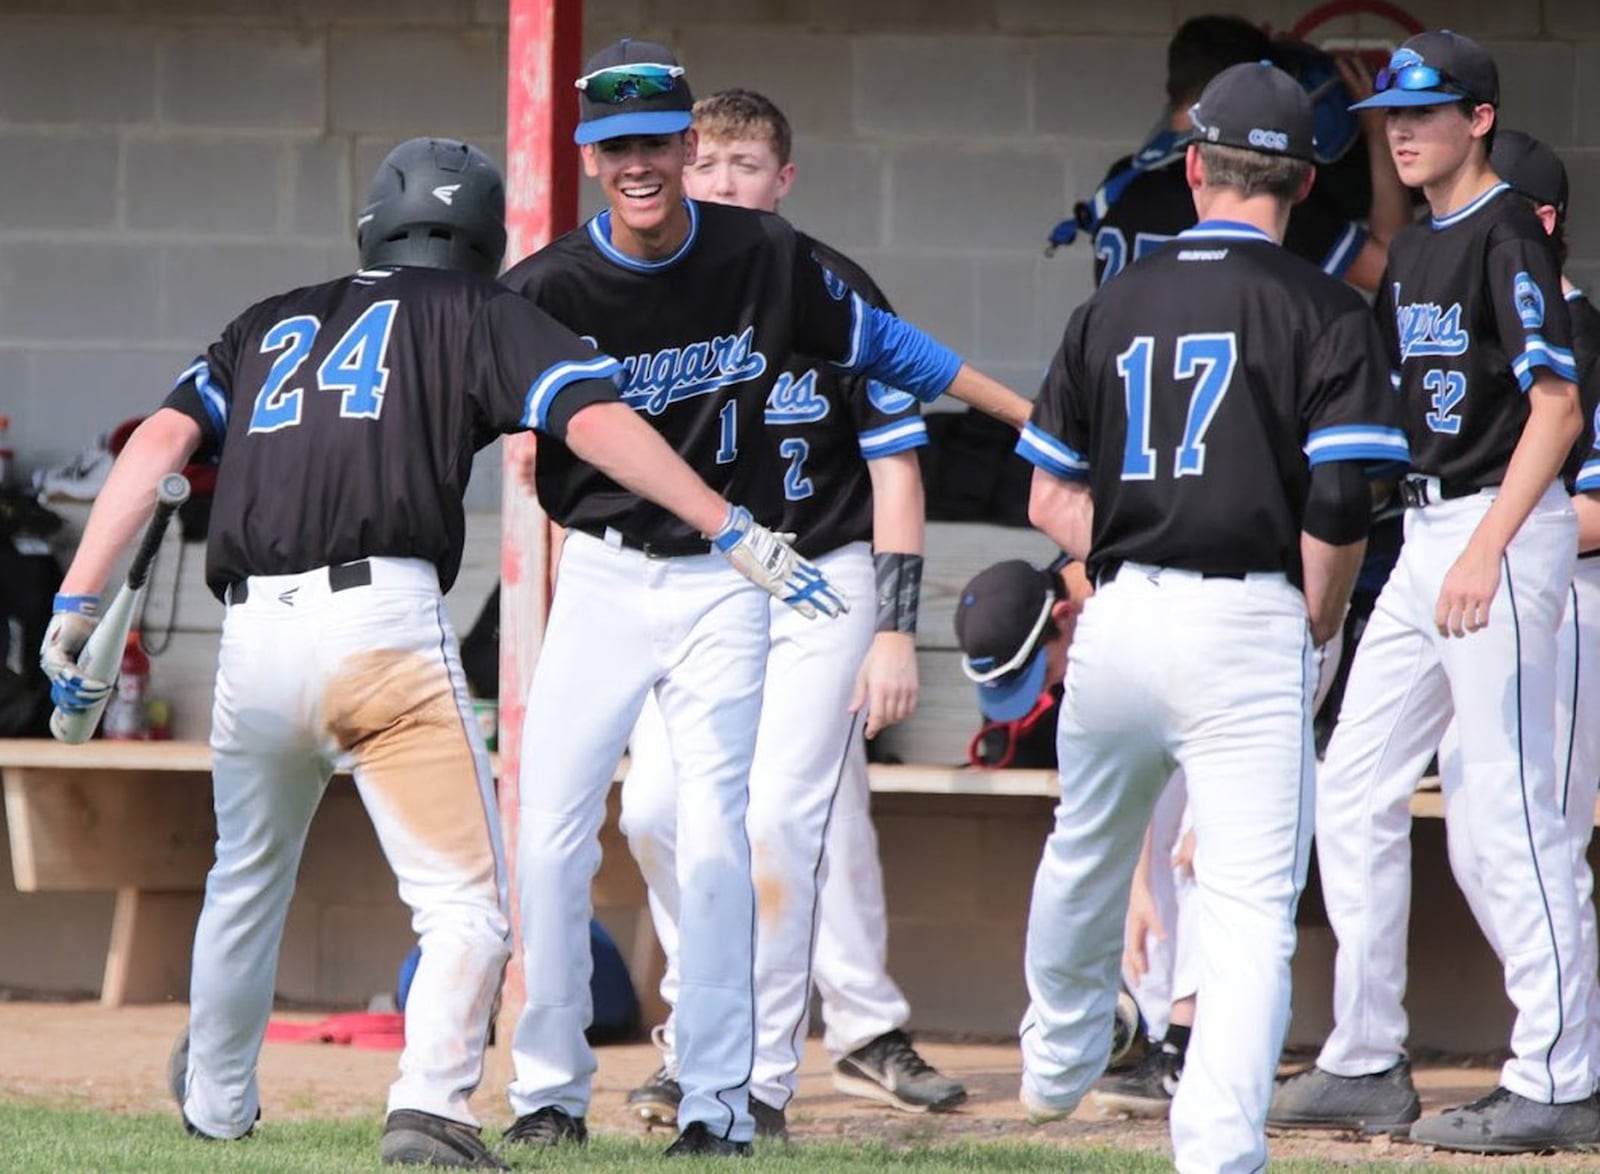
left=1092, top=154, right=1367, bottom=286
left=1375, top=184, right=1576, bottom=488
left=501, top=199, right=950, bottom=549
left=1566, top=289, right=1600, bottom=492
left=163, top=266, right=621, bottom=599
left=742, top=237, right=926, bottom=558
left=1021, top=221, right=1409, bottom=583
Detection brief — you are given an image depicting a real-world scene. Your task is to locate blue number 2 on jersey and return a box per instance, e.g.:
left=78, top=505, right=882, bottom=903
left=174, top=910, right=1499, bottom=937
left=248, top=301, right=399, bottom=433
left=1116, top=332, right=1238, bottom=480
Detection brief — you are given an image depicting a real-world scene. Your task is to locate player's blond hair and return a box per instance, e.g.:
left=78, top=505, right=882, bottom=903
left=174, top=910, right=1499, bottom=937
left=692, top=89, right=793, bottom=165
left=1196, top=143, right=1310, bottom=201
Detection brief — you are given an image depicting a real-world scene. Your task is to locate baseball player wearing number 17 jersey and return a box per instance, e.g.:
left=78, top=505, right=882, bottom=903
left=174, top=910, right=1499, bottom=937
left=1268, top=32, right=1600, bottom=1154
left=38, top=139, right=830, bottom=1172
left=497, top=39, right=1029, bottom=1160
left=1015, top=63, right=1408, bottom=1174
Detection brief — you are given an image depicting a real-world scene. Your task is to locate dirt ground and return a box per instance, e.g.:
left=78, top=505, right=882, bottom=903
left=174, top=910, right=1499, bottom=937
left=0, top=999, right=1588, bottom=1167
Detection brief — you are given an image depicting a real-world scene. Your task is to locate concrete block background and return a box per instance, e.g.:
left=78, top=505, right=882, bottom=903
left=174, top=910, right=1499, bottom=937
left=5, top=1, right=1600, bottom=507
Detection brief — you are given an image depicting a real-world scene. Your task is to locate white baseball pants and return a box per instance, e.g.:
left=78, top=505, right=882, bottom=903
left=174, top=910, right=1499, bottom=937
left=507, top=531, right=769, bottom=1141
left=182, top=558, right=508, bottom=1139
left=621, top=543, right=887, bottom=1107
left=1020, top=565, right=1315, bottom=1174
left=1439, top=555, right=1600, bottom=1087
left=1315, top=484, right=1591, bottom=1102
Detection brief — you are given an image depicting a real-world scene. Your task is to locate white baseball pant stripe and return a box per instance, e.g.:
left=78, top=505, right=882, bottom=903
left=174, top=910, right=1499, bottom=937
left=183, top=558, right=508, bottom=1138
left=1315, top=483, right=1591, bottom=1102
left=1441, top=556, right=1600, bottom=1085
left=1020, top=565, right=1314, bottom=1174
left=621, top=543, right=881, bottom=1107
left=508, top=531, right=768, bottom=1141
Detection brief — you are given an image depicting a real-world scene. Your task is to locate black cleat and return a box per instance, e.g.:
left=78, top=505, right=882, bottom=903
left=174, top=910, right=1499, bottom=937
left=1409, top=1087, right=1600, bottom=1154
left=500, top=1105, right=588, bottom=1148
left=833, top=1030, right=967, bottom=1113
left=380, top=1109, right=508, bottom=1169
left=663, top=1121, right=752, bottom=1157
left=1266, top=1060, right=1421, bottom=1137
left=1090, top=1042, right=1181, bottom=1119
left=626, top=1065, right=682, bottom=1128
left=750, top=1096, right=787, bottom=1140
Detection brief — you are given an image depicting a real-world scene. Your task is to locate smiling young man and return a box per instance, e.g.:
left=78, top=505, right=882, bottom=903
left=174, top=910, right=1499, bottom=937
left=618, top=89, right=967, bottom=1136
left=497, top=40, right=1029, bottom=1159
left=1268, top=32, right=1599, bottom=1153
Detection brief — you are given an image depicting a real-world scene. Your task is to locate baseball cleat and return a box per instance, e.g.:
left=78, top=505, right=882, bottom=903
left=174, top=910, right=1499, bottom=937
left=832, top=1030, right=967, bottom=1113
left=1090, top=1042, right=1182, bottom=1119
left=1266, top=1060, right=1420, bottom=1136
left=499, top=1105, right=588, bottom=1148
left=662, top=1121, right=752, bottom=1158
left=380, top=1109, right=508, bottom=1169
left=1409, top=1087, right=1600, bottom=1154
left=750, top=1096, right=787, bottom=1141
left=626, top=1065, right=682, bottom=1128
left=1020, top=1086, right=1075, bottom=1125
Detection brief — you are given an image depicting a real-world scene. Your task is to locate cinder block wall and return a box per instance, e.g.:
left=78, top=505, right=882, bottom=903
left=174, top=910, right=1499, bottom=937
left=8, top=0, right=1600, bottom=508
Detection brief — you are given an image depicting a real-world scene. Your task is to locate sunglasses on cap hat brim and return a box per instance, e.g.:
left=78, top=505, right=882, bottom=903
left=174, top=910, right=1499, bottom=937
left=575, top=63, right=685, bottom=104
left=1352, top=55, right=1484, bottom=109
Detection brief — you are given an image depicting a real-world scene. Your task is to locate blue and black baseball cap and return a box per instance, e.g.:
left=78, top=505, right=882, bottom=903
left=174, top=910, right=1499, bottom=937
left=1351, top=30, right=1498, bottom=110
left=1189, top=60, right=1318, bottom=162
left=574, top=38, right=694, bottom=145
left=954, top=561, right=1059, bottom=723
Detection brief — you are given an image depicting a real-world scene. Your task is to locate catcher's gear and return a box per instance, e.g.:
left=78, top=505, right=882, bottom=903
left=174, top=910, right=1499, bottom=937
left=39, top=593, right=109, bottom=714
left=357, top=138, right=507, bottom=278
left=710, top=505, right=847, bottom=620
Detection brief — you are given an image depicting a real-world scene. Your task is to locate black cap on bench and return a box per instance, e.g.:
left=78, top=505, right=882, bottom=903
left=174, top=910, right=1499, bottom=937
left=954, top=560, right=1058, bottom=723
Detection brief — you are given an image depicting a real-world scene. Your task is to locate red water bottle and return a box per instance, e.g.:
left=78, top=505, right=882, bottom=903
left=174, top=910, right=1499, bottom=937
left=103, top=632, right=151, bottom=740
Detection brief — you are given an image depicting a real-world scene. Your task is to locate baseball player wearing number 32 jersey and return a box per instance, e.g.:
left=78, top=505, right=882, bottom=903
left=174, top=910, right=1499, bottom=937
left=1015, top=63, right=1407, bottom=1174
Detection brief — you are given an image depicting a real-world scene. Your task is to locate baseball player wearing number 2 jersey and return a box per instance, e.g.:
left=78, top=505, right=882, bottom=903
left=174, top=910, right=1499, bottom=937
left=1015, top=63, right=1407, bottom=1174
left=38, top=139, right=833, bottom=1172
left=1268, top=32, right=1600, bottom=1154
left=620, top=89, right=965, bottom=1137
left=498, top=40, right=1029, bottom=1159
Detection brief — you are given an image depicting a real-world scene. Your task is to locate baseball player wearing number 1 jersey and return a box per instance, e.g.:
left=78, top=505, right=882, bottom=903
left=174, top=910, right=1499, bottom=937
left=619, top=89, right=964, bottom=1136
left=1269, top=32, right=1600, bottom=1153
left=38, top=139, right=831, bottom=1172
left=1015, top=63, right=1408, bottom=1174
left=497, top=40, right=1029, bottom=1159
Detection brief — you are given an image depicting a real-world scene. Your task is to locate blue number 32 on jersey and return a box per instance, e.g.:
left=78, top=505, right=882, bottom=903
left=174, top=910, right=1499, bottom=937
left=248, top=301, right=399, bottom=433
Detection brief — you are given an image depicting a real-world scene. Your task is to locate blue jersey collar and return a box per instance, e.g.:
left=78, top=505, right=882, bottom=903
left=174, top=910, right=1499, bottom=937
left=586, top=197, right=700, bottom=272
left=1178, top=219, right=1276, bottom=244
left=1431, top=182, right=1509, bottom=230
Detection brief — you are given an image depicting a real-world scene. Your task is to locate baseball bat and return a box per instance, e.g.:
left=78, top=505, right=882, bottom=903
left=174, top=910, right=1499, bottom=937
left=50, top=473, right=192, bottom=745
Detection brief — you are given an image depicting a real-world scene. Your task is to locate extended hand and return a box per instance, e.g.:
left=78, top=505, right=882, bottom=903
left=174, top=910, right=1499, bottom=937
left=39, top=594, right=110, bottom=714
left=1435, top=546, right=1501, bottom=638
left=711, top=506, right=847, bottom=620
left=1122, top=873, right=1167, bottom=983
left=849, top=631, right=919, bottom=739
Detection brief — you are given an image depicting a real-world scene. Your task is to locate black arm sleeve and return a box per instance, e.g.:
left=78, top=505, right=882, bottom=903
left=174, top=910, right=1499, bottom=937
left=1303, top=460, right=1373, bottom=546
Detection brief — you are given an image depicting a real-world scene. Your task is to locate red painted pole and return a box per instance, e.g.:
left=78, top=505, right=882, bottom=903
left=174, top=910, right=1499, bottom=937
left=499, top=0, right=582, bottom=1028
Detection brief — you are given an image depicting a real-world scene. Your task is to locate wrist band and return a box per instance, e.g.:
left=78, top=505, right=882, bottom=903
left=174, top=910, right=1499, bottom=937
left=874, top=552, right=923, bottom=634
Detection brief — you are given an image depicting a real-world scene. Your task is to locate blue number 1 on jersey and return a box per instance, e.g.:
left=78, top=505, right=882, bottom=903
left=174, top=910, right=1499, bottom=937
left=248, top=301, right=399, bottom=433
left=1116, top=332, right=1238, bottom=479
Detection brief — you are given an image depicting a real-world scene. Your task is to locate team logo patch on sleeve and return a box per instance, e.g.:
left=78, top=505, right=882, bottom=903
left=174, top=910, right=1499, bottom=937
left=815, top=258, right=850, bottom=301
left=866, top=379, right=916, bottom=414
left=1514, top=271, right=1545, bottom=331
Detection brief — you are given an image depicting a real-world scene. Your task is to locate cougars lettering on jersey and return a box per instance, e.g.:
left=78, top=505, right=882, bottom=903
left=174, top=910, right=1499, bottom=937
left=1376, top=185, right=1576, bottom=489
left=1020, top=221, right=1408, bottom=583
left=501, top=200, right=879, bottom=548
left=736, top=236, right=926, bottom=558
left=163, top=266, right=621, bottom=598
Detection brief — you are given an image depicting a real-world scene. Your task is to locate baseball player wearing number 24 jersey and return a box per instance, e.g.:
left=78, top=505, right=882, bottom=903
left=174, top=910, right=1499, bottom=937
left=38, top=138, right=834, bottom=1172
left=1015, top=63, right=1407, bottom=1174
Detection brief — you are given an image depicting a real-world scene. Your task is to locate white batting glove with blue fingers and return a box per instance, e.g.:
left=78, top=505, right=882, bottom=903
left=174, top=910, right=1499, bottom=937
left=40, top=593, right=110, bottom=714
left=710, top=505, right=848, bottom=620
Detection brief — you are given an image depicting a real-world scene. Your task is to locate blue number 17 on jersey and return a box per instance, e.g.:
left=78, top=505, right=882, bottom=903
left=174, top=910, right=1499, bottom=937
left=248, top=301, right=399, bottom=433
left=1116, top=332, right=1238, bottom=480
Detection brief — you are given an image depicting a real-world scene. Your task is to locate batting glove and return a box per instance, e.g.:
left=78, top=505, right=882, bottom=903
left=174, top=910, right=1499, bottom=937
left=40, top=594, right=110, bottom=714
left=710, top=505, right=848, bottom=620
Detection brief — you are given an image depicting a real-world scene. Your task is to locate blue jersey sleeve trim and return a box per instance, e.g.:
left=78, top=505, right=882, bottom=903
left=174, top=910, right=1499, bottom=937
left=859, top=418, right=929, bottom=458
left=844, top=302, right=963, bottom=402
left=1304, top=424, right=1410, bottom=467
left=1016, top=422, right=1089, bottom=480
left=1322, top=223, right=1367, bottom=279
left=175, top=359, right=229, bottom=450
left=1576, top=459, right=1600, bottom=492
left=1511, top=338, right=1578, bottom=391
left=524, top=356, right=623, bottom=431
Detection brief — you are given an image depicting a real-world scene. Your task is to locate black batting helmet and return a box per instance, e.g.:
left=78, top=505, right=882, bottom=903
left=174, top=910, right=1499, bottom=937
left=357, top=138, right=507, bottom=277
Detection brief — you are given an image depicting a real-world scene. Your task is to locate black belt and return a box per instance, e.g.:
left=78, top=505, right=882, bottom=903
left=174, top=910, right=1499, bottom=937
left=1399, top=476, right=1483, bottom=509
left=1095, top=560, right=1248, bottom=588
left=228, top=559, right=372, bottom=604
left=577, top=526, right=711, bottom=559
